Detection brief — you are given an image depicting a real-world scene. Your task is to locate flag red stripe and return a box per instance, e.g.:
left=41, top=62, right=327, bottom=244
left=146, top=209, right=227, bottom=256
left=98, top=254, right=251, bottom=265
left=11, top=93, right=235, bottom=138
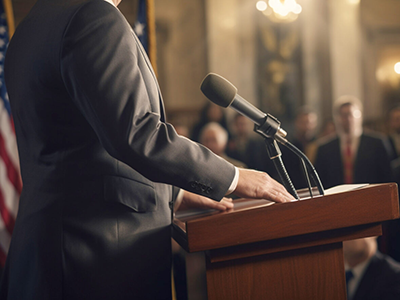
left=9, top=115, right=15, bottom=133
left=0, top=187, right=14, bottom=234
left=0, top=132, right=22, bottom=194
left=0, top=246, right=7, bottom=267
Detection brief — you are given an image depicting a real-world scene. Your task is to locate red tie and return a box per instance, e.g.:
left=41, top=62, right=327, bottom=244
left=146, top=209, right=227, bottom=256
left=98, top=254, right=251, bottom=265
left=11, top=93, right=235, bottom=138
left=343, top=138, right=353, bottom=184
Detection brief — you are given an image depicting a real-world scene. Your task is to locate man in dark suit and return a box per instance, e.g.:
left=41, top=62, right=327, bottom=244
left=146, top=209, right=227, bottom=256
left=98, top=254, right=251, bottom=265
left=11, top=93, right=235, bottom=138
left=314, top=95, right=392, bottom=189
left=0, top=0, right=293, bottom=299
left=343, top=237, right=400, bottom=300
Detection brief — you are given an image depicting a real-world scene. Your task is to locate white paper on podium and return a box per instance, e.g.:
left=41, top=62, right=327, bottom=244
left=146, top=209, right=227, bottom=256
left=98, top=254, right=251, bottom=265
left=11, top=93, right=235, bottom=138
left=324, top=183, right=369, bottom=196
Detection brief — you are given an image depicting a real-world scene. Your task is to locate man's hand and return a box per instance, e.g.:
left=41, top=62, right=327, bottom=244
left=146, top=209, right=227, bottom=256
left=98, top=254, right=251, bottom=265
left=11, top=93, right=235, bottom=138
left=177, top=191, right=234, bottom=212
left=233, top=168, right=295, bottom=203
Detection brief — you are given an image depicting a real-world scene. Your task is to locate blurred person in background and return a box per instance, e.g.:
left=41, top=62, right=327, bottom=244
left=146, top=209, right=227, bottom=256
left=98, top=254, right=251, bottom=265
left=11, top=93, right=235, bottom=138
left=280, top=107, right=318, bottom=189
left=290, top=106, right=318, bottom=153
left=226, top=113, right=255, bottom=164
left=383, top=106, right=400, bottom=262
left=319, top=119, right=336, bottom=139
left=314, top=95, right=393, bottom=189
left=314, top=96, right=395, bottom=260
left=191, top=102, right=231, bottom=142
left=343, top=237, right=400, bottom=300
left=199, top=122, right=246, bottom=168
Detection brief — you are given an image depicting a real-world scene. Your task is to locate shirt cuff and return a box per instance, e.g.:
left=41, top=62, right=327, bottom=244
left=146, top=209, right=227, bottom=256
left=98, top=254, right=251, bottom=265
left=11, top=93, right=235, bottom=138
left=225, top=167, right=239, bottom=195
left=173, top=189, right=185, bottom=212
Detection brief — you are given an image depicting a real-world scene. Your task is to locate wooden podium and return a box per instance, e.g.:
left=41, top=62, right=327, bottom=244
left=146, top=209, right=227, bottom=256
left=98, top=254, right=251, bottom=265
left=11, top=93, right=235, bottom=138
left=172, top=183, right=400, bottom=300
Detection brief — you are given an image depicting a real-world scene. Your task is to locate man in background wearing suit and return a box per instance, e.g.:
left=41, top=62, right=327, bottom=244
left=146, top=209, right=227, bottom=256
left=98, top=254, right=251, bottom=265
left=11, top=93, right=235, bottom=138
left=314, top=95, right=392, bottom=189
left=344, top=237, right=400, bottom=300
left=0, top=0, right=293, bottom=299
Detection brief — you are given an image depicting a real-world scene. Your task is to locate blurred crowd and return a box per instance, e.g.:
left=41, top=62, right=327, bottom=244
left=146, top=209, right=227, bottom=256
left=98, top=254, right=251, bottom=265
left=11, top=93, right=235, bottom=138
left=172, top=97, right=400, bottom=300
left=176, top=100, right=400, bottom=194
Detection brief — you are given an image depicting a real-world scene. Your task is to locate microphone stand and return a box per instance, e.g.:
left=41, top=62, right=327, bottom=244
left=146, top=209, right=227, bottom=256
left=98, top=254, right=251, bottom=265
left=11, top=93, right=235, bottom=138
left=275, top=134, right=324, bottom=196
left=264, top=137, right=299, bottom=199
left=254, top=113, right=324, bottom=199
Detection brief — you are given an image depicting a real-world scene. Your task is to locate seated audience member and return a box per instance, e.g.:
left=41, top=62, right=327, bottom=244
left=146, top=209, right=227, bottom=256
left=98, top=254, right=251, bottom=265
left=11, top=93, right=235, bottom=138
left=314, top=95, right=392, bottom=189
left=226, top=113, right=254, bottom=164
left=384, top=106, right=400, bottom=262
left=199, top=122, right=246, bottom=168
left=191, top=102, right=230, bottom=142
left=343, top=237, right=400, bottom=300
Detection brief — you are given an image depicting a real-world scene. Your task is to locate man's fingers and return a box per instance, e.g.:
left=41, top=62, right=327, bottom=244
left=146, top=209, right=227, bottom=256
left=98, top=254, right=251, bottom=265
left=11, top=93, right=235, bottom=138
left=205, top=198, right=233, bottom=211
left=269, top=189, right=293, bottom=203
left=178, top=191, right=234, bottom=212
left=235, top=168, right=296, bottom=203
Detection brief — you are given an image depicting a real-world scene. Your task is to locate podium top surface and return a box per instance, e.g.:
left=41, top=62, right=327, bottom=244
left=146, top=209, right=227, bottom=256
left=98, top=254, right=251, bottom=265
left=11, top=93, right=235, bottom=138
left=173, top=183, right=399, bottom=252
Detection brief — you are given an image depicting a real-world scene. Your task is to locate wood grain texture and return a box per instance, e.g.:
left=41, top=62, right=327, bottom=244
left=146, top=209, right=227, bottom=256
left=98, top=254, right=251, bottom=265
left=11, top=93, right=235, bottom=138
left=208, top=223, right=382, bottom=263
left=206, top=243, right=346, bottom=300
left=174, top=183, right=399, bottom=252
left=172, top=183, right=399, bottom=300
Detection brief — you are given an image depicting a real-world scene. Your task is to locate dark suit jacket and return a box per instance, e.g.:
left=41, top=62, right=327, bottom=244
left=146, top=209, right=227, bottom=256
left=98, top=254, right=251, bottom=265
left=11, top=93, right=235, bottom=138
left=314, top=133, right=393, bottom=189
left=352, top=251, right=400, bottom=300
left=0, top=0, right=235, bottom=299
left=388, top=135, right=399, bottom=160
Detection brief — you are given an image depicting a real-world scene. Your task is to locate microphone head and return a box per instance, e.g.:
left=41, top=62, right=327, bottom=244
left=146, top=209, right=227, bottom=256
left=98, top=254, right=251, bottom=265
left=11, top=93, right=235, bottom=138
left=200, top=73, right=237, bottom=108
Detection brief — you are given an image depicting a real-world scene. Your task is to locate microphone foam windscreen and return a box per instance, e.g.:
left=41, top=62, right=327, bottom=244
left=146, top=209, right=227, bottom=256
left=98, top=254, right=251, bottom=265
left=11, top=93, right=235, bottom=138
left=200, top=73, right=237, bottom=108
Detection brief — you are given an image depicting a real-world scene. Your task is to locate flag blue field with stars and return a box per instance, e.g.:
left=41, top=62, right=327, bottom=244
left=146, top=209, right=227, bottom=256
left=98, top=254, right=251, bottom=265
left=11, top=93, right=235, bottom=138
left=134, top=0, right=148, bottom=54
left=0, top=5, right=10, bottom=116
left=0, top=0, right=22, bottom=266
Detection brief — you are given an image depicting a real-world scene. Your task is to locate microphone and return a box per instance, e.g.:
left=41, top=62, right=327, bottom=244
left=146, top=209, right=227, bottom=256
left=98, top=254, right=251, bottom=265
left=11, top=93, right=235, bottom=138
left=200, top=73, right=287, bottom=139
left=200, top=72, right=325, bottom=197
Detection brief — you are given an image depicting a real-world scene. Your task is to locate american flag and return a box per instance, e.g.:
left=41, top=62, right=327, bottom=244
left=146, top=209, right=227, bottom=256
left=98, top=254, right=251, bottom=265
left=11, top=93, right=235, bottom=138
left=134, top=0, right=158, bottom=75
left=134, top=0, right=148, bottom=53
left=0, top=0, right=21, bottom=267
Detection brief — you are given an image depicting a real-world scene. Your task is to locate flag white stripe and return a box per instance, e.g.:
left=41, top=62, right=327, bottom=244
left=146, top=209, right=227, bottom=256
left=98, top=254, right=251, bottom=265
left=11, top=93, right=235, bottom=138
left=0, top=158, right=19, bottom=218
left=0, top=99, right=20, bottom=170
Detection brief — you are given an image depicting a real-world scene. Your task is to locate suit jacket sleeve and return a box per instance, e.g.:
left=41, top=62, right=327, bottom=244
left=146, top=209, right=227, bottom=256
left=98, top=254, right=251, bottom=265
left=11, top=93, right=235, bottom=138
left=60, top=1, right=235, bottom=200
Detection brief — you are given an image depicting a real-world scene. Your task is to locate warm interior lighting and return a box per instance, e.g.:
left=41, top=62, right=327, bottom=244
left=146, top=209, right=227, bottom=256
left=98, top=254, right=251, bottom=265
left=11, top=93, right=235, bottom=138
left=293, top=4, right=302, bottom=14
left=395, top=62, right=400, bottom=74
left=261, top=0, right=302, bottom=22
left=348, top=0, right=360, bottom=4
left=256, top=1, right=268, bottom=11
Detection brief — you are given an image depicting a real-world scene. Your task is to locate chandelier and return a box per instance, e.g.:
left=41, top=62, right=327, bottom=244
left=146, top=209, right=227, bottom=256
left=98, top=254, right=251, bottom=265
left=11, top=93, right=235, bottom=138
left=256, top=0, right=302, bottom=23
